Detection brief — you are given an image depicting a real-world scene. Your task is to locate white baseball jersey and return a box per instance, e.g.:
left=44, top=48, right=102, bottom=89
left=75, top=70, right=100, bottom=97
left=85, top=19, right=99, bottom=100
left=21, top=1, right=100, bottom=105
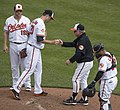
left=98, top=52, right=118, bottom=110
left=28, top=18, right=46, bottom=49
left=4, top=15, right=31, bottom=89
left=13, top=18, right=46, bottom=94
left=98, top=52, right=117, bottom=79
left=4, top=15, right=30, bottom=42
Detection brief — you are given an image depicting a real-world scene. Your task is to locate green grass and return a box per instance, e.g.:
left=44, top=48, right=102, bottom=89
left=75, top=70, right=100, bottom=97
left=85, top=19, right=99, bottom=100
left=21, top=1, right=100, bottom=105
left=0, top=0, right=120, bottom=94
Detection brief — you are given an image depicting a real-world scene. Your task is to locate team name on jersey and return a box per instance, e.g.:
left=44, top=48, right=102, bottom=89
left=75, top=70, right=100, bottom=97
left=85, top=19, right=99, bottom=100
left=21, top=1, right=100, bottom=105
left=8, top=23, right=26, bottom=32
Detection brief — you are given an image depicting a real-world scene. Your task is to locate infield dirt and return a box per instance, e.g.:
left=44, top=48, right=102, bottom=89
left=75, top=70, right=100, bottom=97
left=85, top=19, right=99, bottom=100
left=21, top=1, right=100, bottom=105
left=0, top=87, right=120, bottom=110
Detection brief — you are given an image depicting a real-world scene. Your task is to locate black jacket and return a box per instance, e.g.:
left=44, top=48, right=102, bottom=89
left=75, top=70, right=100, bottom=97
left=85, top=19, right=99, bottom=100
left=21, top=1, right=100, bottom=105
left=62, top=33, right=94, bottom=63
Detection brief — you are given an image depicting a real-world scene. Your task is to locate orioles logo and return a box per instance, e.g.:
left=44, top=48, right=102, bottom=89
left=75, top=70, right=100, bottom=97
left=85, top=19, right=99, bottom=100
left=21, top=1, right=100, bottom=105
left=99, top=63, right=104, bottom=68
left=41, top=29, right=45, bottom=32
left=79, top=45, right=84, bottom=50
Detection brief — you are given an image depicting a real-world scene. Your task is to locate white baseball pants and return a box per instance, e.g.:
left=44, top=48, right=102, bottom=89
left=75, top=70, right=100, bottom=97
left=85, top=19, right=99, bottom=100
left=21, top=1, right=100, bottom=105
left=72, top=61, right=93, bottom=93
left=10, top=42, right=31, bottom=88
left=14, top=44, right=43, bottom=94
left=99, top=76, right=118, bottom=110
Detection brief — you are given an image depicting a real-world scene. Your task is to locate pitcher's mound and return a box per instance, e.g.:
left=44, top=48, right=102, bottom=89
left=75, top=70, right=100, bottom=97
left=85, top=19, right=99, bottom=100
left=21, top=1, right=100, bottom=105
left=0, top=87, right=120, bottom=110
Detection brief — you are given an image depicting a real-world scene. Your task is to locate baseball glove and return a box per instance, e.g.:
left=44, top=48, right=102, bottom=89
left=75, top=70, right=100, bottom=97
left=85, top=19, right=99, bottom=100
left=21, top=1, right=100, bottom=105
left=82, top=87, right=96, bottom=97
left=19, top=48, right=27, bottom=58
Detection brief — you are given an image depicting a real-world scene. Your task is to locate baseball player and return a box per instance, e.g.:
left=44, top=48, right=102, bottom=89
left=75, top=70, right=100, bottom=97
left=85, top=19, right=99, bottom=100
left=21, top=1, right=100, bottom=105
left=3, top=4, right=31, bottom=91
left=59, top=23, right=94, bottom=105
left=11, top=9, right=59, bottom=100
left=88, top=43, right=118, bottom=110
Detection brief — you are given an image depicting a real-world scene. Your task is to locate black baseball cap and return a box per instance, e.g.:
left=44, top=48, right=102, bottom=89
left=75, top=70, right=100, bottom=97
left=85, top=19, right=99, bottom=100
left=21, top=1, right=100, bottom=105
left=70, top=23, right=85, bottom=32
left=93, top=43, right=104, bottom=53
left=43, top=9, right=54, bottom=20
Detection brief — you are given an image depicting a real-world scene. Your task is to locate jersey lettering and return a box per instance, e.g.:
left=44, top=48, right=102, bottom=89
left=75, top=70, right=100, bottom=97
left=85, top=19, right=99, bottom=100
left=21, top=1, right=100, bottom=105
left=99, top=63, right=104, bottom=68
left=30, top=25, right=34, bottom=34
left=29, top=20, right=38, bottom=35
left=21, top=30, right=28, bottom=35
left=8, top=23, right=26, bottom=32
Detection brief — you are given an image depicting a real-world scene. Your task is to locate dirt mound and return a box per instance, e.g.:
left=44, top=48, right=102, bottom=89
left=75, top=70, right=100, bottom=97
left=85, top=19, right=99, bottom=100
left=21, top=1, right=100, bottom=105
left=0, top=87, right=120, bottom=110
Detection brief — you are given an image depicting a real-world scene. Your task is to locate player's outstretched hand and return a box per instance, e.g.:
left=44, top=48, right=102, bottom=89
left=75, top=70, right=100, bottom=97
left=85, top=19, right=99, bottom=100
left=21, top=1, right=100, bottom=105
left=59, top=39, right=63, bottom=45
left=54, top=39, right=63, bottom=45
left=54, top=39, right=60, bottom=45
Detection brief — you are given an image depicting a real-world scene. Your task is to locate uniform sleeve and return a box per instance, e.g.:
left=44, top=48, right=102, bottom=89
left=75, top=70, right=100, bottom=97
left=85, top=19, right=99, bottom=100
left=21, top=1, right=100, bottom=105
left=4, top=20, right=8, bottom=32
left=98, top=57, right=108, bottom=72
left=36, top=24, right=45, bottom=36
left=62, top=41, right=75, bottom=47
left=35, top=23, right=46, bottom=42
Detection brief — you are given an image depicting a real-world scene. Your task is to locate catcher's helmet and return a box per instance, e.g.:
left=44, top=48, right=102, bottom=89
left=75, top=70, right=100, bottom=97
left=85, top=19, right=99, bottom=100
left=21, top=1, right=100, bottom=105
left=82, top=87, right=96, bottom=97
left=93, top=43, right=104, bottom=54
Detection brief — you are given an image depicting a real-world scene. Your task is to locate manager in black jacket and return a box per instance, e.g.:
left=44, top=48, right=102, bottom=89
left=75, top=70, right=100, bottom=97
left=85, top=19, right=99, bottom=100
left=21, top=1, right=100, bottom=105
left=59, top=23, right=94, bottom=105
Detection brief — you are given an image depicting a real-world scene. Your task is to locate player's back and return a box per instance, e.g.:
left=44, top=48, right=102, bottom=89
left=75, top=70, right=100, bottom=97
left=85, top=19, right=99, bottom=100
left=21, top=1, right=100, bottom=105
left=28, top=18, right=46, bottom=49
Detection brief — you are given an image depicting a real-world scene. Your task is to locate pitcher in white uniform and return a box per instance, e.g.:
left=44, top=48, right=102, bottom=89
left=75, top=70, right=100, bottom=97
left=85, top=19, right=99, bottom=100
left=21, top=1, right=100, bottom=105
left=88, top=43, right=118, bottom=110
left=3, top=4, right=31, bottom=91
left=11, top=9, right=60, bottom=100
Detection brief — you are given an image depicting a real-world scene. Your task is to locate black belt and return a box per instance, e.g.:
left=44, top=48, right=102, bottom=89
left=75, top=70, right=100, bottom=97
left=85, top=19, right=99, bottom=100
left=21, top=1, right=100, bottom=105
left=11, top=42, right=26, bottom=44
left=28, top=43, right=40, bottom=49
left=104, top=75, right=116, bottom=80
left=109, top=75, right=116, bottom=79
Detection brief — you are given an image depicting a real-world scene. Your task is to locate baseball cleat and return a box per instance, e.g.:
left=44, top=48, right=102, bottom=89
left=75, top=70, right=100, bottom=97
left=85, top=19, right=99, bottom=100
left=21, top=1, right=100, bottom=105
left=63, top=97, right=77, bottom=105
left=77, top=98, right=88, bottom=106
left=11, top=89, right=20, bottom=100
left=34, top=91, right=48, bottom=97
left=25, top=87, right=31, bottom=92
left=10, top=87, right=13, bottom=90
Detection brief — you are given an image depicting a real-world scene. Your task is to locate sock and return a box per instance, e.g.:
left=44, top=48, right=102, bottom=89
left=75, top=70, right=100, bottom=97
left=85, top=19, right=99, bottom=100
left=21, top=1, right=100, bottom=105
left=72, top=92, right=78, bottom=100
left=82, top=95, right=88, bottom=101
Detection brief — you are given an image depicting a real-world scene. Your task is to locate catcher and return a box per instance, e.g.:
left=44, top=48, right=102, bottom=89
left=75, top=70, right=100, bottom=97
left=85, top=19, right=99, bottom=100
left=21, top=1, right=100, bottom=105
left=85, top=43, right=118, bottom=110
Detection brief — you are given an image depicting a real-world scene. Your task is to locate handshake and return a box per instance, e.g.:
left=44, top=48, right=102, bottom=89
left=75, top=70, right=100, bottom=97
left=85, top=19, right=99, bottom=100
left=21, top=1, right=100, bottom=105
left=53, top=39, right=63, bottom=45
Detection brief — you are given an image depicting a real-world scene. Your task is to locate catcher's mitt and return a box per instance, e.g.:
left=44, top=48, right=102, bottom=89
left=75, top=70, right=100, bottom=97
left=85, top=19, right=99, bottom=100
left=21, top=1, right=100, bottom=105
left=19, top=48, right=27, bottom=58
left=82, top=87, right=96, bottom=97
